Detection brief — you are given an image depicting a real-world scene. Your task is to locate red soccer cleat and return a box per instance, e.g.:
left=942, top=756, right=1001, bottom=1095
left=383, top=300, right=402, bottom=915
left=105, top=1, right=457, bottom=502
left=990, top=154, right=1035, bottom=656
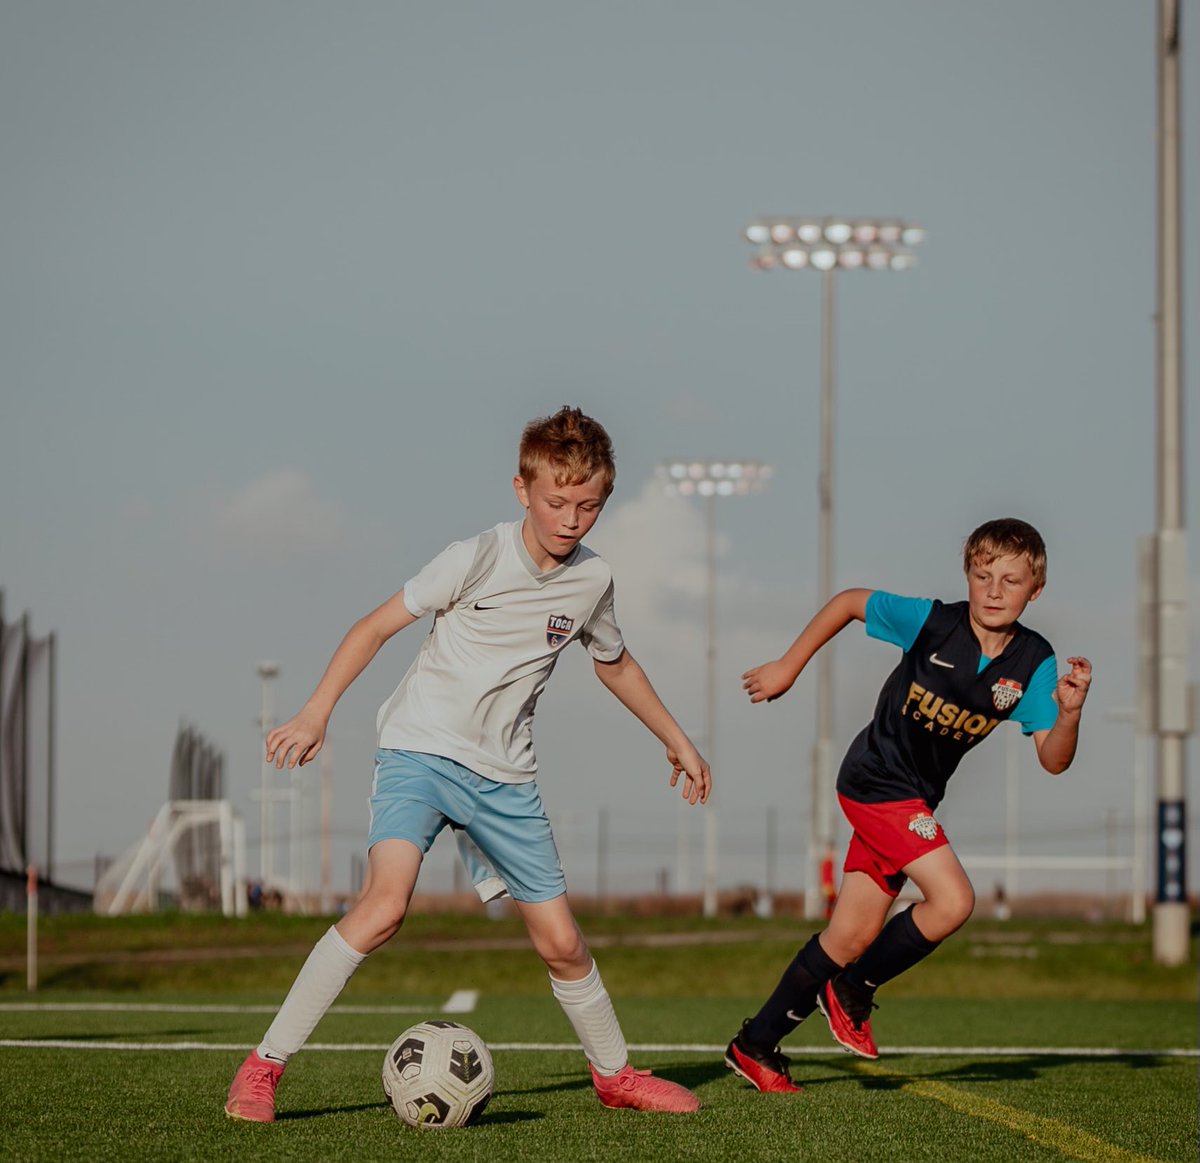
left=724, top=1025, right=803, bottom=1093
left=225, top=1050, right=286, bottom=1122
left=591, top=1063, right=701, bottom=1113
left=817, top=975, right=879, bottom=1060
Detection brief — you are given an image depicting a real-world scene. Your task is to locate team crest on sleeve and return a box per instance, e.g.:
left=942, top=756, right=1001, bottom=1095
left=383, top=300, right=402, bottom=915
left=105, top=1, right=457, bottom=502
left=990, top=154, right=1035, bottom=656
left=991, top=677, right=1024, bottom=711
left=907, top=812, right=940, bottom=842
left=546, top=614, right=574, bottom=648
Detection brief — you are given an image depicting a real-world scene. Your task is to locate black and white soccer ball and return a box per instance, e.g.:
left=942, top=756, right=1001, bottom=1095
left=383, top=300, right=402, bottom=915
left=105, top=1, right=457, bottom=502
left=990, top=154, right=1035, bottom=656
left=381, top=1020, right=495, bottom=1129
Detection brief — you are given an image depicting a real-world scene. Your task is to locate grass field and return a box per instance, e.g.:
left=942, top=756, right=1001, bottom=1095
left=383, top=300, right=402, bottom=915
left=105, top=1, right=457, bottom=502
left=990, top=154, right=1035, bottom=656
left=1, top=911, right=1196, bottom=1161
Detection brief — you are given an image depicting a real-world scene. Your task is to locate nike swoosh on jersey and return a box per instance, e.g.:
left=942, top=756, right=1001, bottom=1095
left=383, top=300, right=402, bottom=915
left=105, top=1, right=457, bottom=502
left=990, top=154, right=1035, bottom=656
left=473, top=602, right=501, bottom=610
left=929, top=653, right=954, bottom=668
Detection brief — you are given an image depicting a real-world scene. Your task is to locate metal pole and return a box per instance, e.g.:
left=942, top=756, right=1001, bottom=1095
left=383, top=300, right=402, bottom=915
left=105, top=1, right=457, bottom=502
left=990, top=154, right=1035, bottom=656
left=321, top=747, right=332, bottom=914
left=26, top=863, right=37, bottom=993
left=702, top=492, right=719, bottom=918
left=1152, top=0, right=1189, bottom=966
left=1132, top=732, right=1147, bottom=924
left=809, top=268, right=837, bottom=918
left=257, top=662, right=279, bottom=890
left=597, top=806, right=609, bottom=906
left=46, top=632, right=55, bottom=883
left=1005, top=725, right=1019, bottom=905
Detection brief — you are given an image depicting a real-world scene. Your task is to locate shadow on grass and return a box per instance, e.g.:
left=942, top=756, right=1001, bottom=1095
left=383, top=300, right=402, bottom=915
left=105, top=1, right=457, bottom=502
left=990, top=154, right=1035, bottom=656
left=279, top=1101, right=392, bottom=1120
left=279, top=1102, right=542, bottom=1127
left=847, top=1053, right=1183, bottom=1090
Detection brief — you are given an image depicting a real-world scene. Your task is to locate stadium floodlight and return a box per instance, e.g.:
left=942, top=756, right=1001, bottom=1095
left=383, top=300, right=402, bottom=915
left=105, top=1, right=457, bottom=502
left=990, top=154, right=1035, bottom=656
left=657, top=459, right=772, bottom=918
left=743, top=215, right=925, bottom=919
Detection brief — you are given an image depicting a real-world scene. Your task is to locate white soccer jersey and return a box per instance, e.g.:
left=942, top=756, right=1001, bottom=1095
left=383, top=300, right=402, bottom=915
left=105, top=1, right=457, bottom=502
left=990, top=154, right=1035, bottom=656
left=376, top=521, right=625, bottom=783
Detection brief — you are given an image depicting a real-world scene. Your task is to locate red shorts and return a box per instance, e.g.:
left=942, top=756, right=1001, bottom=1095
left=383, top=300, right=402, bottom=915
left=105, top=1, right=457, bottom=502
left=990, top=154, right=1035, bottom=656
left=838, top=794, right=950, bottom=898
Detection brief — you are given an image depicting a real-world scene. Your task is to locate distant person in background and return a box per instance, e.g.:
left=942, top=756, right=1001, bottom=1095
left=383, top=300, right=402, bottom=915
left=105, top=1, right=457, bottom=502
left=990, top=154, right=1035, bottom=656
left=225, top=406, right=711, bottom=1123
left=820, top=844, right=837, bottom=920
left=725, top=518, right=1091, bottom=1093
left=991, top=883, right=1012, bottom=921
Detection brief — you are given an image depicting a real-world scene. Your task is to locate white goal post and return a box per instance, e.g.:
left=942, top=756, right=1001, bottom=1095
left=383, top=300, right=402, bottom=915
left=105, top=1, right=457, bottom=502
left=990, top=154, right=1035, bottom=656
left=94, top=800, right=247, bottom=918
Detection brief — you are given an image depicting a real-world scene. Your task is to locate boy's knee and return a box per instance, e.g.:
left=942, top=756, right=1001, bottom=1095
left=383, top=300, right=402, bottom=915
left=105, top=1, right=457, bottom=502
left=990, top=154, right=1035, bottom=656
left=536, top=930, right=589, bottom=974
left=923, top=884, right=974, bottom=937
left=350, top=888, right=409, bottom=945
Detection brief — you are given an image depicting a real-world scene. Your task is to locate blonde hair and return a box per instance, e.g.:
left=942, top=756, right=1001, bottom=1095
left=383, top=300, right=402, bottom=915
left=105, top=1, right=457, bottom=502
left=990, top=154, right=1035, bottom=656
left=963, top=518, right=1047, bottom=588
left=518, top=406, right=615, bottom=495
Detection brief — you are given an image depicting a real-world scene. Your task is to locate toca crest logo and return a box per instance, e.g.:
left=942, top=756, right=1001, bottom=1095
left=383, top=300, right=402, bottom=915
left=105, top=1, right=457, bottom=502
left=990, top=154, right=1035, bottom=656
left=908, top=812, right=940, bottom=842
left=546, top=614, right=574, bottom=648
left=991, top=677, right=1024, bottom=711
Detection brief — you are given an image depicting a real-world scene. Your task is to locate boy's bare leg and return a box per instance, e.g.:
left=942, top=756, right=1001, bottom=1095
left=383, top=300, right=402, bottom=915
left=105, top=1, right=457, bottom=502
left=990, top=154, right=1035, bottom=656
left=336, top=838, right=424, bottom=952
left=515, top=894, right=699, bottom=1112
left=515, top=895, right=627, bottom=1073
left=820, top=851, right=972, bottom=1060
left=226, top=840, right=422, bottom=1122
left=898, top=844, right=975, bottom=942
left=818, top=871, right=895, bottom=966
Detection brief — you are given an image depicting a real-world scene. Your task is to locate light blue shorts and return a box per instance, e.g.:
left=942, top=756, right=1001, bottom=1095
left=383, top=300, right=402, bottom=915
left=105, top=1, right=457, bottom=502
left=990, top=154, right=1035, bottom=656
left=367, top=749, right=565, bottom=903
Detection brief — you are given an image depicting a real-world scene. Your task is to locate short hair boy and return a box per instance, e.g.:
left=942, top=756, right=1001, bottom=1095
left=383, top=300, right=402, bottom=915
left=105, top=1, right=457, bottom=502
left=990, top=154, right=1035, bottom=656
left=725, top=518, right=1091, bottom=1093
left=226, top=407, right=711, bottom=1121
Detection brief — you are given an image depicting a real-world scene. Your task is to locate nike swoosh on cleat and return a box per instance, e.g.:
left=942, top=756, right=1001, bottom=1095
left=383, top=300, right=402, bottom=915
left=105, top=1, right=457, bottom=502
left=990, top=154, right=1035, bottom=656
left=929, top=653, right=954, bottom=668
left=786, top=1010, right=806, bottom=1023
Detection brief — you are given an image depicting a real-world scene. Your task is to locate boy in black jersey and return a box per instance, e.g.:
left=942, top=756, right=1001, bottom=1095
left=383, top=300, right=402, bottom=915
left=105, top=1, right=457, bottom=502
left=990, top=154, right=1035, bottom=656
left=724, top=518, right=1092, bottom=1093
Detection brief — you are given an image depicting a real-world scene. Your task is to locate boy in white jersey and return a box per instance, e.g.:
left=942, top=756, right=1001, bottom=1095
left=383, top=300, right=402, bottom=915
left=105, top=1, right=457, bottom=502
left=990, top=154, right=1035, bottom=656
left=226, top=407, right=711, bottom=1122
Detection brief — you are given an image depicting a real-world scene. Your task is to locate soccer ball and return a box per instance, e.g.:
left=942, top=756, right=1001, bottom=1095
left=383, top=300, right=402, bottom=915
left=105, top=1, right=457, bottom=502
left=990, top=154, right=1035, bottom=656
left=381, top=1020, right=495, bottom=1129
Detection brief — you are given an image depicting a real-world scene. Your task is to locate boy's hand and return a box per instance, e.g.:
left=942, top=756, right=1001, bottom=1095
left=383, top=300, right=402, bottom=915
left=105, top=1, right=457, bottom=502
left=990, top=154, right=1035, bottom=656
left=266, top=710, right=327, bottom=768
left=1052, top=656, right=1092, bottom=715
left=742, top=660, right=795, bottom=704
left=667, top=744, right=711, bottom=805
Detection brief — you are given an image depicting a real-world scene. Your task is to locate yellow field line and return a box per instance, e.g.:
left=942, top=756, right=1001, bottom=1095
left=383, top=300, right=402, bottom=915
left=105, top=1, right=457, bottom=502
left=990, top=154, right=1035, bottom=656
left=852, top=1060, right=1166, bottom=1163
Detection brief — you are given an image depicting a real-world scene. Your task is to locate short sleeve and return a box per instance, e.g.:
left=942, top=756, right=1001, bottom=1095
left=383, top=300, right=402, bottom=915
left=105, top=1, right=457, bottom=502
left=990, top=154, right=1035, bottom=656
left=578, top=580, right=625, bottom=662
left=401, top=538, right=479, bottom=618
left=865, top=591, right=934, bottom=652
left=1010, top=655, right=1058, bottom=735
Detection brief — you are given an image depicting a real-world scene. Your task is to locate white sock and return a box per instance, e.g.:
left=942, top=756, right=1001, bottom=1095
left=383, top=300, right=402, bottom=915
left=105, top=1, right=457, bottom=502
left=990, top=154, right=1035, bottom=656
left=257, top=926, right=366, bottom=1064
left=549, top=961, right=628, bottom=1076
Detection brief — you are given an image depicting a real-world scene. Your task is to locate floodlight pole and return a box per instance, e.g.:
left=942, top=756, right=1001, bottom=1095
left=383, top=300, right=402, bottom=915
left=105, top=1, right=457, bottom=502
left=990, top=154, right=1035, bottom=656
left=743, top=216, right=923, bottom=920
left=811, top=268, right=837, bottom=920
left=1151, top=0, right=1190, bottom=966
left=703, top=491, right=719, bottom=919
left=657, top=461, right=771, bottom=918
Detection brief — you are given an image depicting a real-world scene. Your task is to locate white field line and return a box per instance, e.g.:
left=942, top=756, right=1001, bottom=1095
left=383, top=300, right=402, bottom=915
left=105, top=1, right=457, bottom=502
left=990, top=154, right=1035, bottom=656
left=0, top=991, right=476, bottom=1016
left=0, top=1039, right=1194, bottom=1058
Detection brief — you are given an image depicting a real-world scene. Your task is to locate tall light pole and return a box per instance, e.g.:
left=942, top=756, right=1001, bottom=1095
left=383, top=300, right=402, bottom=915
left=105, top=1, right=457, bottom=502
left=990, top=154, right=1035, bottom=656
left=255, top=661, right=279, bottom=889
left=744, top=216, right=925, bottom=918
left=1150, top=0, right=1190, bottom=965
left=659, top=459, right=771, bottom=918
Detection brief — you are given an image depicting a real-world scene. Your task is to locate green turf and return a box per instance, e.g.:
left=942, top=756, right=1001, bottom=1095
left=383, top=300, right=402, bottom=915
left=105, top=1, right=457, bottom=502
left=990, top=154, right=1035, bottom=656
left=0, top=913, right=1196, bottom=1160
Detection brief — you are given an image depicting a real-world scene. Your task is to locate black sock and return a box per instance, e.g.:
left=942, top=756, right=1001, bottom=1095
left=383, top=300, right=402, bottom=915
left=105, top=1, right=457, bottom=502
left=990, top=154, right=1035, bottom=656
left=842, top=905, right=940, bottom=994
left=744, top=934, right=842, bottom=1049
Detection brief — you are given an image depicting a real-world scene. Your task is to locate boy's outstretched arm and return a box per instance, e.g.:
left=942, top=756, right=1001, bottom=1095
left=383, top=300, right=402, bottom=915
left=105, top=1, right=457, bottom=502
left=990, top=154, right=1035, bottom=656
left=1032, top=656, right=1093, bottom=774
left=743, top=588, right=872, bottom=703
left=592, top=649, right=711, bottom=805
left=266, top=590, right=420, bottom=769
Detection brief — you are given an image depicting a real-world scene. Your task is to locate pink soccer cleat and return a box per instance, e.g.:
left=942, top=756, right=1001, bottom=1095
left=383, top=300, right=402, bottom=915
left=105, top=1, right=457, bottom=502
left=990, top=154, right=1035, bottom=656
left=225, top=1050, right=286, bottom=1122
left=591, top=1063, right=701, bottom=1113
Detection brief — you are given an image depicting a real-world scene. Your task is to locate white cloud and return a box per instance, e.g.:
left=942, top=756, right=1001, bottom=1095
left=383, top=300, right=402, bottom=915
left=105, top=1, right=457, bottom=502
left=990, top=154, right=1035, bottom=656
left=207, top=470, right=349, bottom=557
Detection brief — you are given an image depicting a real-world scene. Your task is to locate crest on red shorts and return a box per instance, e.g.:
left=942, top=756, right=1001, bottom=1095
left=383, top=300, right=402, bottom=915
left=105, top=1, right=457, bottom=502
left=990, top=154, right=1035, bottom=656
left=992, top=677, right=1024, bottom=711
left=908, top=812, right=940, bottom=842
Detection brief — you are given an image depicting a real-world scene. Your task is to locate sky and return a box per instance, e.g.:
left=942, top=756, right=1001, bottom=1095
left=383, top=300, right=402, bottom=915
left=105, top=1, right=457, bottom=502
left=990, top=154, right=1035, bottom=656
left=2, top=2, right=1197, bottom=904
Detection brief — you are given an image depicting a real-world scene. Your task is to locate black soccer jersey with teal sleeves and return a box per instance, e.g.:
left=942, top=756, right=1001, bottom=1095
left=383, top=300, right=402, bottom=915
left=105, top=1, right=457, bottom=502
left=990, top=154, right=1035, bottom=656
left=837, top=593, right=1058, bottom=810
